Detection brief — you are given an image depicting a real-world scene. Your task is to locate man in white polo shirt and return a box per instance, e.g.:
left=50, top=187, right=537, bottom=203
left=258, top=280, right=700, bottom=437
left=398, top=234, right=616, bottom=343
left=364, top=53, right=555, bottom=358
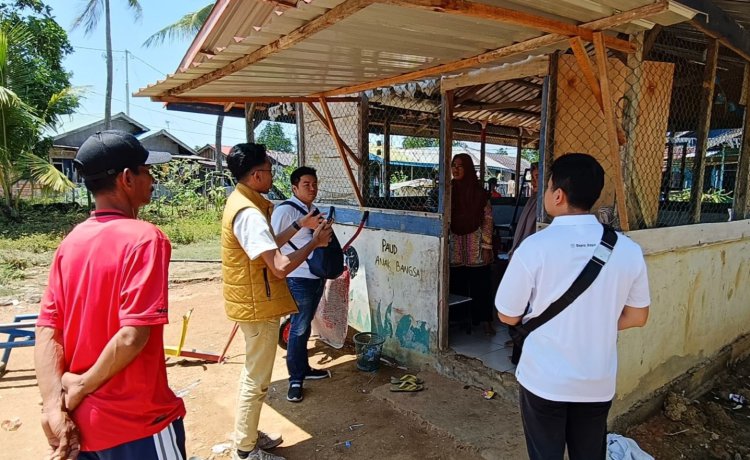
left=495, top=153, right=650, bottom=460
left=271, top=166, right=332, bottom=403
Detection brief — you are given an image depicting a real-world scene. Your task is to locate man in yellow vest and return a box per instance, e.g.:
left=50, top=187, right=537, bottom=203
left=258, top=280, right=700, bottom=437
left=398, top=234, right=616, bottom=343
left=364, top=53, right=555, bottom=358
left=222, top=143, right=332, bottom=460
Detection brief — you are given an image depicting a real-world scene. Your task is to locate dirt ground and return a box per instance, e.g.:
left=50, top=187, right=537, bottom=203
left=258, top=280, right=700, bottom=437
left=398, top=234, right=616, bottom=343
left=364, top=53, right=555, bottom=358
left=2, top=261, right=750, bottom=459
left=0, top=275, right=483, bottom=459
left=627, top=358, right=750, bottom=460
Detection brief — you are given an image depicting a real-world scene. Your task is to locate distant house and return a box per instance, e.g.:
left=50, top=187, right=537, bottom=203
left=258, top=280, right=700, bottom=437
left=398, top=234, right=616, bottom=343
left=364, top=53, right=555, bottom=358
left=196, top=144, right=297, bottom=169
left=48, top=113, right=195, bottom=182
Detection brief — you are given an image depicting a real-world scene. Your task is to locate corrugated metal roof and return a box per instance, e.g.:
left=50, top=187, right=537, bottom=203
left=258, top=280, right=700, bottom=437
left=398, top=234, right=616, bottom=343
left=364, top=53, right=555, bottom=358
left=137, top=0, right=694, bottom=100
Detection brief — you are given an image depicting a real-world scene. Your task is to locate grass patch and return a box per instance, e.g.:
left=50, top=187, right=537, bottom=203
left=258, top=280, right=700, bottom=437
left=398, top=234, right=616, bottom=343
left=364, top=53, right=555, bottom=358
left=0, top=203, right=89, bottom=253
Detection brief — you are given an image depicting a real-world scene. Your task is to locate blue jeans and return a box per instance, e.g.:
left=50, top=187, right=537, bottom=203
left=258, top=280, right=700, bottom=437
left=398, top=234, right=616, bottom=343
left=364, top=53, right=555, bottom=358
left=286, top=277, right=325, bottom=384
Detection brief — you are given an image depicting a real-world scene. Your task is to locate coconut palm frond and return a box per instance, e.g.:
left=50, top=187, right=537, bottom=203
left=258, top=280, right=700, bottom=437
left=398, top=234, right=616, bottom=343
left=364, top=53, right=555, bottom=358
left=71, top=0, right=103, bottom=35
left=0, top=86, right=23, bottom=108
left=127, top=0, right=143, bottom=22
left=143, top=4, right=212, bottom=48
left=43, top=87, right=84, bottom=129
left=16, top=151, right=74, bottom=193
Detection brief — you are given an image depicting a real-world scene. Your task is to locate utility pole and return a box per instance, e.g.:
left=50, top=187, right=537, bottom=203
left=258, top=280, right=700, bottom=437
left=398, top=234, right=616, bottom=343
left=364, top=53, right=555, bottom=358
left=124, top=49, right=130, bottom=116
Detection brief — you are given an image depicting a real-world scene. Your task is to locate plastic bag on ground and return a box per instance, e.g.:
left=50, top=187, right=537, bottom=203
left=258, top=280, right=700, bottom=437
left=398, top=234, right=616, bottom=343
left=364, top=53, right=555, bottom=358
left=607, top=433, right=654, bottom=460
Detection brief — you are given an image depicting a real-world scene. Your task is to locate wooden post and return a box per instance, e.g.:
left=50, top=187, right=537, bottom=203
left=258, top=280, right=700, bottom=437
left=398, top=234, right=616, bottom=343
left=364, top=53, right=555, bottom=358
left=296, top=102, right=306, bottom=166
left=438, top=90, right=454, bottom=351
left=479, top=122, right=487, bottom=183
left=538, top=52, right=559, bottom=223
left=689, top=38, right=719, bottom=224
left=358, top=94, right=369, bottom=202
left=515, top=132, right=523, bottom=197
left=384, top=116, right=391, bottom=198
left=317, top=98, right=364, bottom=206
left=624, top=32, right=652, bottom=228
left=733, top=64, right=750, bottom=219
left=245, top=103, right=256, bottom=143
left=593, top=32, right=630, bottom=231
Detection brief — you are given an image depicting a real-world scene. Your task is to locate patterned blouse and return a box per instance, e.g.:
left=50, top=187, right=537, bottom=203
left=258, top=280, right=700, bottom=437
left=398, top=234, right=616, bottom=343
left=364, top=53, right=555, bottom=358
left=450, top=201, right=494, bottom=267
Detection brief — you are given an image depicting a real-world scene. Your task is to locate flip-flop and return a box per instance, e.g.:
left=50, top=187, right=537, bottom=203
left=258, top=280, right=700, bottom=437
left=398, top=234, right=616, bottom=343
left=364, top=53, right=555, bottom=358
left=390, top=381, right=424, bottom=392
left=390, top=374, right=424, bottom=385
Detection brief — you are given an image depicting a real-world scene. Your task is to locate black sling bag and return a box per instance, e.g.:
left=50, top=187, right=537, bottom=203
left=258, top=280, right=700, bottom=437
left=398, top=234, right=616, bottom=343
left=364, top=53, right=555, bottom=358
left=508, top=225, right=618, bottom=365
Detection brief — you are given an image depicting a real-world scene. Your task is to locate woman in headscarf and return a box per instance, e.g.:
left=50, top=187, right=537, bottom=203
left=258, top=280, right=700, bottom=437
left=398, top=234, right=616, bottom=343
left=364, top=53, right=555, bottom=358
left=450, top=153, right=495, bottom=335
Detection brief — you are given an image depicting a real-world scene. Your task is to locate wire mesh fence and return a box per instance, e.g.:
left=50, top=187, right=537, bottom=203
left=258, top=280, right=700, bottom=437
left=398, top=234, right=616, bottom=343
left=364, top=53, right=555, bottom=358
left=550, top=24, right=747, bottom=231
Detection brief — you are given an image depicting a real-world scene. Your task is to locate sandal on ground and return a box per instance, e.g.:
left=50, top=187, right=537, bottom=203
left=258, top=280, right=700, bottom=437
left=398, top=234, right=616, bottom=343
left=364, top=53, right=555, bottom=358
left=390, top=374, right=424, bottom=385
left=389, top=381, right=424, bottom=392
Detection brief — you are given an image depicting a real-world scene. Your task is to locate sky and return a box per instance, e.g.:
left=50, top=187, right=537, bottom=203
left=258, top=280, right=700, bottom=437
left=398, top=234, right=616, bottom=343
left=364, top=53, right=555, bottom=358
left=45, top=0, right=256, bottom=149
left=44, top=1, right=520, bottom=155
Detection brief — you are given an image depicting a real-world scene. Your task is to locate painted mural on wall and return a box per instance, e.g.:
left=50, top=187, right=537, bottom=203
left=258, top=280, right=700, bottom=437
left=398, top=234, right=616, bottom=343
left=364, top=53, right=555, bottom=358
left=334, top=223, right=440, bottom=359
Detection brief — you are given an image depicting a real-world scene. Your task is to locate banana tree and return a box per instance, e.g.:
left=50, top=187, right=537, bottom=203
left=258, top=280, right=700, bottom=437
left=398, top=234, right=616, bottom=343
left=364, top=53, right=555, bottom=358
left=0, top=24, right=77, bottom=216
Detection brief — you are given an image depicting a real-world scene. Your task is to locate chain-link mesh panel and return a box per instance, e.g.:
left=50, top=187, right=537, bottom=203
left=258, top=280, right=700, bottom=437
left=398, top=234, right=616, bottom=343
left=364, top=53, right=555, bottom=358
left=645, top=25, right=746, bottom=227
left=550, top=25, right=747, bottom=231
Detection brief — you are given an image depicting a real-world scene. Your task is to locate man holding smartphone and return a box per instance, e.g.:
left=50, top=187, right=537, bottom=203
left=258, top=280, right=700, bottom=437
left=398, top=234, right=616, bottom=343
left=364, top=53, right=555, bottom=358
left=271, top=167, right=332, bottom=403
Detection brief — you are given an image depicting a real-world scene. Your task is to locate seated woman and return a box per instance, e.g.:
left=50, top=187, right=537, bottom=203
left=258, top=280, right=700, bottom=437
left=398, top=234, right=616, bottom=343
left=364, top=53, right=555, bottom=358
left=449, top=154, right=495, bottom=335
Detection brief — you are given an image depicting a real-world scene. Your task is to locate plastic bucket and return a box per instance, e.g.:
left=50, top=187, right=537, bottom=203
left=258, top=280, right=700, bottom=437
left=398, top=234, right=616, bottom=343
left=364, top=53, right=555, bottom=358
left=353, top=332, right=385, bottom=372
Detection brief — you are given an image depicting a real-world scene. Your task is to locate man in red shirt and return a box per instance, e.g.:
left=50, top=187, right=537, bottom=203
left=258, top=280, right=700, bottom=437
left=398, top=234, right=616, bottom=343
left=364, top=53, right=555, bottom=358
left=35, top=131, right=186, bottom=459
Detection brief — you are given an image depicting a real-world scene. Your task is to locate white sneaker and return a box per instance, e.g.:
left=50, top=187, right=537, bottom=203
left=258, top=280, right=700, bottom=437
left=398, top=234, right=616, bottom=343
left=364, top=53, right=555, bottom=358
left=232, top=447, right=286, bottom=460
left=257, top=431, right=283, bottom=450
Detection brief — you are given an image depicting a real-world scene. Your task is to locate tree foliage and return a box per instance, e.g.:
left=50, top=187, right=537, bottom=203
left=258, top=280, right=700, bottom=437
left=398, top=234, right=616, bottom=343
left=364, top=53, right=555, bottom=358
left=521, top=148, right=539, bottom=164
left=257, top=122, right=294, bottom=153
left=402, top=136, right=438, bottom=149
left=143, top=4, right=212, bottom=48
left=0, top=11, right=77, bottom=215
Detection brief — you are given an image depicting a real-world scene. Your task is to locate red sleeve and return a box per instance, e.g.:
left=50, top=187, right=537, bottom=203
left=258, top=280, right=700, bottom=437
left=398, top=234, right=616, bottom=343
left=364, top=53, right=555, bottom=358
left=119, top=234, right=172, bottom=327
left=37, top=251, right=62, bottom=329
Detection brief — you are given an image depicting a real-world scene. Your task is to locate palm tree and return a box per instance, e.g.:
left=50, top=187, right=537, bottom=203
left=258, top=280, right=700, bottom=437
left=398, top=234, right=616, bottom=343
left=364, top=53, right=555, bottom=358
left=72, top=0, right=142, bottom=129
left=143, top=4, right=227, bottom=175
left=0, top=25, right=77, bottom=215
left=142, top=4, right=212, bottom=48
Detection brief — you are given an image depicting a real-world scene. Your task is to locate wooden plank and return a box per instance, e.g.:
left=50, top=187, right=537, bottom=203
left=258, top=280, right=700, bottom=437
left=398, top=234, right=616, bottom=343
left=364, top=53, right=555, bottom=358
left=593, top=32, right=630, bottom=231
left=304, top=102, right=363, bottom=167
left=515, top=133, right=522, bottom=197
left=358, top=94, right=369, bottom=201
left=689, top=38, right=719, bottom=225
left=569, top=37, right=603, bottom=110
left=386, top=0, right=633, bottom=52
left=320, top=2, right=667, bottom=97
left=437, top=90, right=454, bottom=351
left=454, top=98, right=543, bottom=113
left=384, top=116, right=391, bottom=198
left=316, top=97, right=364, bottom=206
left=153, top=96, right=360, bottom=103
left=733, top=64, right=750, bottom=220
left=166, top=0, right=376, bottom=96
left=441, top=56, right=548, bottom=92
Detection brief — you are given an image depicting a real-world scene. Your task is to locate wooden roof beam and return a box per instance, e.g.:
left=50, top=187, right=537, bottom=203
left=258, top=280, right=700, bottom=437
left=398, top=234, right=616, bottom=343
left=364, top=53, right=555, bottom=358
left=441, top=56, right=549, bottom=92
left=152, top=96, right=360, bottom=103
left=678, top=0, right=750, bottom=63
left=319, top=1, right=670, bottom=97
left=166, top=0, right=377, bottom=96
left=455, top=98, right=543, bottom=113
left=384, top=0, right=634, bottom=53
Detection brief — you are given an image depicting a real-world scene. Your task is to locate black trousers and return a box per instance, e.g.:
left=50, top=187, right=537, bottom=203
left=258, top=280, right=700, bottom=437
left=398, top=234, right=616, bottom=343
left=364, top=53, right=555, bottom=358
left=519, top=385, right=611, bottom=460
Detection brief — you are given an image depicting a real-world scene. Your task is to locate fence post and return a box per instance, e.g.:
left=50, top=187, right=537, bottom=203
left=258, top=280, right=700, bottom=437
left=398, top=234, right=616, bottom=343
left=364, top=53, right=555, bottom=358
left=690, top=38, right=719, bottom=224
left=734, top=63, right=750, bottom=220
left=438, top=89, right=453, bottom=351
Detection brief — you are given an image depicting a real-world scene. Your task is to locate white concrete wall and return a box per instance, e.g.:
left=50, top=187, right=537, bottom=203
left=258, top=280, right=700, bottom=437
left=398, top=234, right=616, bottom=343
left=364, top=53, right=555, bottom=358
left=613, top=220, right=750, bottom=416
left=333, top=220, right=441, bottom=365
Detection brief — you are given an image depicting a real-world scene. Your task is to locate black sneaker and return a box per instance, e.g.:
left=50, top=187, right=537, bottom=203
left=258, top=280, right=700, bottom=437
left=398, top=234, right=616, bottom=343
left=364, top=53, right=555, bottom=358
left=287, top=383, right=303, bottom=402
left=305, top=368, right=331, bottom=380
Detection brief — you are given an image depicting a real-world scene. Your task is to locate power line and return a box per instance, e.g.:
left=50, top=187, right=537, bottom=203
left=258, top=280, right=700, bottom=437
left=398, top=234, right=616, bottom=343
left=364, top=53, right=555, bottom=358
left=71, top=45, right=169, bottom=76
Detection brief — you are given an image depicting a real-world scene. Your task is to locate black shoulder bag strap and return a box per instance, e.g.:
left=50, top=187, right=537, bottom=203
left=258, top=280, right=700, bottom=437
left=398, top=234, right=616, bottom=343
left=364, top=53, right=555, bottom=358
left=510, top=225, right=618, bottom=363
left=278, top=200, right=313, bottom=251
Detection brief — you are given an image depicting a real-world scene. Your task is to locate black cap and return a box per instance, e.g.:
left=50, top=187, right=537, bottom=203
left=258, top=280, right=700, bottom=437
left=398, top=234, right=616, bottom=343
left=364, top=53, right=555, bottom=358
left=74, top=130, right=172, bottom=180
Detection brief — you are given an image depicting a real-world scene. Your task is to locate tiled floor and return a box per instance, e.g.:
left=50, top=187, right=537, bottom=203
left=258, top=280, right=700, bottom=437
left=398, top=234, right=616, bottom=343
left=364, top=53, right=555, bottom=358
left=449, top=319, right=516, bottom=373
